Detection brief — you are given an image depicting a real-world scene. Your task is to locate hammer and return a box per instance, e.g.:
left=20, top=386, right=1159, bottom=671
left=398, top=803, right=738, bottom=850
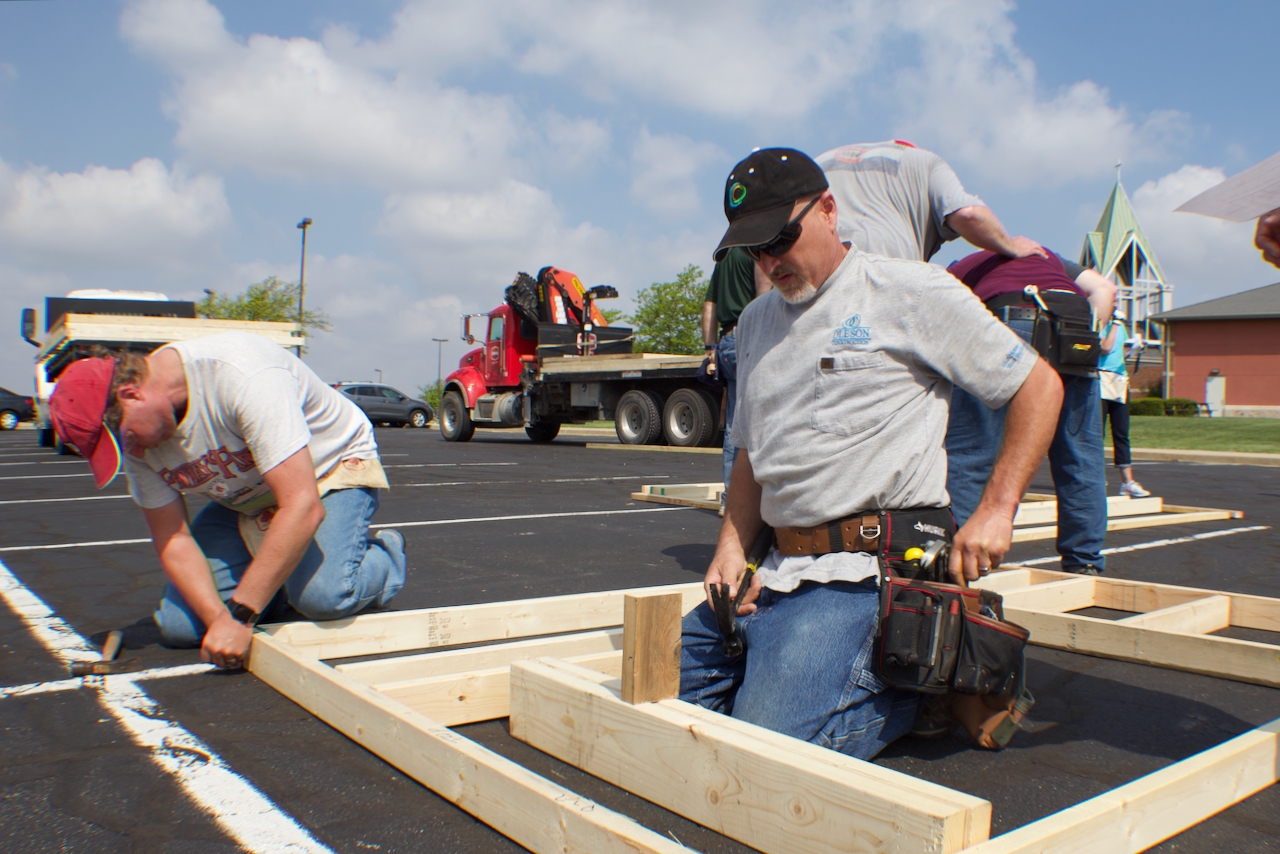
left=70, top=630, right=144, bottom=677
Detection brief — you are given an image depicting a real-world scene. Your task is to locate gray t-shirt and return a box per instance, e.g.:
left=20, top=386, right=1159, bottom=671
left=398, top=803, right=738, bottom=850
left=816, top=141, right=983, bottom=261
left=125, top=332, right=378, bottom=512
left=732, top=249, right=1034, bottom=590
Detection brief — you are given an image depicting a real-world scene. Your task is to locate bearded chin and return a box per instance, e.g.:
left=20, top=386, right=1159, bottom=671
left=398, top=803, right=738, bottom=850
left=778, top=282, right=819, bottom=304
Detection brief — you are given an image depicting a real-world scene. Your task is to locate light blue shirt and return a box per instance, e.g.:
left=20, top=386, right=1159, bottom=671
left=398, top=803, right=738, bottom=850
left=1099, top=322, right=1128, bottom=375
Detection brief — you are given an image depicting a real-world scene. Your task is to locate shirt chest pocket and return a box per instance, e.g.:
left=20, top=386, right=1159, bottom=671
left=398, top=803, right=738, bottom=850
left=811, top=352, right=887, bottom=437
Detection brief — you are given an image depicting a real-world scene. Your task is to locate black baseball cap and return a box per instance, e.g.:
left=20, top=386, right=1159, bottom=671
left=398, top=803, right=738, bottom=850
left=713, top=148, right=829, bottom=262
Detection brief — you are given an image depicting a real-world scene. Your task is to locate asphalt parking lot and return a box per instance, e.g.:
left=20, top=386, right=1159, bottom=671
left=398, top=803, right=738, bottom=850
left=1, top=425, right=1277, bottom=853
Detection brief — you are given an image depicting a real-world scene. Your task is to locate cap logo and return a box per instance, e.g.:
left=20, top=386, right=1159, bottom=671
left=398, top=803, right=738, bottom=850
left=729, top=182, right=747, bottom=207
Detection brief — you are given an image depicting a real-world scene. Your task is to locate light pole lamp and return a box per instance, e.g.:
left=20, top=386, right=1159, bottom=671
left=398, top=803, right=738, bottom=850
left=296, top=218, right=312, bottom=355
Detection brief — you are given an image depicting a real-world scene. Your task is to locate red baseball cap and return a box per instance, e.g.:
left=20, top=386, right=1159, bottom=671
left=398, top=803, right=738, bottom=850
left=48, top=357, right=122, bottom=489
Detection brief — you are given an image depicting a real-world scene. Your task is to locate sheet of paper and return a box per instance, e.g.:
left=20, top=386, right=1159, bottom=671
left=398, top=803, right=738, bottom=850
left=1174, top=150, right=1280, bottom=222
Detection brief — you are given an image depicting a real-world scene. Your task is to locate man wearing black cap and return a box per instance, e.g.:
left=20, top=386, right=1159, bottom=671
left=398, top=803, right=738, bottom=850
left=679, top=148, right=1063, bottom=759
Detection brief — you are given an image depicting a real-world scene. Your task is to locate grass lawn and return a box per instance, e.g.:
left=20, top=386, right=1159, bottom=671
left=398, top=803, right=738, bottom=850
left=1106, top=416, right=1280, bottom=454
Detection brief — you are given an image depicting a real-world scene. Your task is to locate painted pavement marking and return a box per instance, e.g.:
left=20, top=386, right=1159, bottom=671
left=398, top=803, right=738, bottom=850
left=0, top=557, right=335, bottom=853
left=1016, top=525, right=1272, bottom=566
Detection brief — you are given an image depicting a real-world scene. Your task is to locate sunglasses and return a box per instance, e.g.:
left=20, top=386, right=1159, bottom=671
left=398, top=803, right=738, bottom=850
left=744, top=195, right=822, bottom=261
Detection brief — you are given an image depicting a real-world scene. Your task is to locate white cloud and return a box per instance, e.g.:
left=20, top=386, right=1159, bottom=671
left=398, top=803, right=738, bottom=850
left=885, top=0, right=1188, bottom=188
left=630, top=129, right=723, bottom=218
left=1131, top=165, right=1277, bottom=308
left=0, top=156, right=229, bottom=270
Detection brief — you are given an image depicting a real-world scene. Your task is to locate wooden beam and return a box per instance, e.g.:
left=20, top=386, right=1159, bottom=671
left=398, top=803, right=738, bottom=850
left=261, top=582, right=704, bottom=660
left=1012, top=509, right=1237, bottom=542
left=1003, top=607, right=1280, bottom=688
left=957, top=718, right=1280, bottom=854
left=336, top=628, right=624, bottom=685
left=248, top=634, right=695, bottom=854
left=622, top=592, right=682, bottom=704
left=1114, top=595, right=1231, bottom=633
left=376, top=650, right=622, bottom=726
left=996, top=577, right=1096, bottom=613
left=509, top=658, right=990, bottom=854
left=1012, top=496, right=1163, bottom=526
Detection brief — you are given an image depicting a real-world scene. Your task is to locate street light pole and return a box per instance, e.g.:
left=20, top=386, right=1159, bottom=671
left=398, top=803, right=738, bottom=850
left=432, top=338, right=448, bottom=394
left=375, top=368, right=383, bottom=384
left=296, top=217, right=312, bottom=356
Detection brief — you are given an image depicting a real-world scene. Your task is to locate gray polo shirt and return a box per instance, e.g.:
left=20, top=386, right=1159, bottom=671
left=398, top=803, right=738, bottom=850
left=732, top=249, right=1035, bottom=590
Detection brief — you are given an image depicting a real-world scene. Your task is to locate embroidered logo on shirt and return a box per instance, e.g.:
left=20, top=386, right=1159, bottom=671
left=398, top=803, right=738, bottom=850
left=1001, top=342, right=1030, bottom=369
left=831, top=313, right=871, bottom=347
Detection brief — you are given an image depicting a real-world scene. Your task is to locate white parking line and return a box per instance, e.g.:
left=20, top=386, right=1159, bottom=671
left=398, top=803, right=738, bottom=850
left=384, top=462, right=519, bottom=468
left=2, top=663, right=214, bottom=699
left=0, top=494, right=132, bottom=506
left=0, top=557, right=335, bottom=853
left=373, top=506, right=688, bottom=528
left=1016, top=525, right=1272, bottom=566
left=0, top=507, right=695, bottom=551
left=0, top=459, right=86, bottom=467
left=397, top=474, right=670, bottom=487
left=0, top=472, right=93, bottom=481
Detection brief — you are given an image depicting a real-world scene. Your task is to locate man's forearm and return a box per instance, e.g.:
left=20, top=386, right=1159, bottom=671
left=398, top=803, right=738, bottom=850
left=701, top=301, right=718, bottom=347
left=946, top=206, right=1043, bottom=258
left=232, top=500, right=325, bottom=612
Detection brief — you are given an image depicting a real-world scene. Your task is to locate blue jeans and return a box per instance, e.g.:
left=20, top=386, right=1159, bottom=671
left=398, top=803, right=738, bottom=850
left=1101, top=395, right=1131, bottom=467
left=680, top=579, right=923, bottom=760
left=155, top=487, right=407, bottom=647
left=717, top=332, right=739, bottom=488
left=945, top=324, right=1106, bottom=569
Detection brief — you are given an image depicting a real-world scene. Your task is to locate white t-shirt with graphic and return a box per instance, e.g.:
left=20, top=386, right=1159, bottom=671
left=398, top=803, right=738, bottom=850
left=124, top=332, right=377, bottom=513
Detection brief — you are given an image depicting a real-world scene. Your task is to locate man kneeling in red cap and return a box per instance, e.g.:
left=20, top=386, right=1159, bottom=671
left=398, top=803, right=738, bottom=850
left=50, top=332, right=406, bottom=669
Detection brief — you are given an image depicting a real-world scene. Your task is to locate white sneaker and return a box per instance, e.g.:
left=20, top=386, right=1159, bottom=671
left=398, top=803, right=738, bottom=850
left=1119, top=481, right=1150, bottom=498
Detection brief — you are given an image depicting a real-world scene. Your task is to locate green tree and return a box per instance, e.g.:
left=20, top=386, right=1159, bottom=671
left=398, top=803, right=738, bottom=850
left=627, top=264, right=706, bottom=354
left=198, top=277, right=333, bottom=334
left=418, top=380, right=443, bottom=413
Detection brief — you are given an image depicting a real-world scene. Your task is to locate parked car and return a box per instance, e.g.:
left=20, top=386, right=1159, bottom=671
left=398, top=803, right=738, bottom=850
left=333, top=383, right=434, bottom=428
left=0, top=386, right=36, bottom=430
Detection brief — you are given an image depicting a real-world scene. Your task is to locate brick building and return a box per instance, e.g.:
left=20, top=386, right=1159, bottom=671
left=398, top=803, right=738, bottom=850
left=1152, top=281, right=1280, bottom=417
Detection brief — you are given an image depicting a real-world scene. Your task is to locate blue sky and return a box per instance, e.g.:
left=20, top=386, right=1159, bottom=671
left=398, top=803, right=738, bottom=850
left=2, top=0, right=1277, bottom=394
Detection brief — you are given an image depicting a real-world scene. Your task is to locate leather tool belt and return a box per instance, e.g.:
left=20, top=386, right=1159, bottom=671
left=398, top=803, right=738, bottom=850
left=774, top=506, right=955, bottom=573
left=985, top=289, right=1100, bottom=378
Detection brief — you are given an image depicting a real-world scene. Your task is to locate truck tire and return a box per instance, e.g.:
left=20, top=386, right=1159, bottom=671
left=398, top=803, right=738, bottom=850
left=525, top=422, right=561, bottom=442
left=663, top=388, right=715, bottom=447
left=615, top=390, right=664, bottom=445
left=440, top=391, right=475, bottom=442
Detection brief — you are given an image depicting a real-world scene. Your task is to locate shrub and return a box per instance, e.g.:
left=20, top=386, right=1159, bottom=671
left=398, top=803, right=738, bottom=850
left=1164, top=397, right=1200, bottom=417
left=1129, top=397, right=1164, bottom=416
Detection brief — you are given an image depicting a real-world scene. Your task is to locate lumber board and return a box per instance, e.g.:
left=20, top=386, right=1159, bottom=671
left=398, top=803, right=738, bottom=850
left=510, top=657, right=990, bottom=854
left=996, top=577, right=1096, bottom=613
left=261, top=581, right=704, bottom=660
left=621, top=592, right=681, bottom=704
left=630, top=482, right=722, bottom=509
left=248, top=634, right=695, bottom=854
left=376, top=650, right=622, bottom=726
left=957, top=717, right=1280, bottom=854
left=1002, top=607, right=1280, bottom=688
left=1115, top=596, right=1231, bottom=634
left=336, top=628, right=624, bottom=685
left=41, top=313, right=304, bottom=356
left=1010, top=509, right=1236, bottom=542
left=1011, top=496, right=1162, bottom=526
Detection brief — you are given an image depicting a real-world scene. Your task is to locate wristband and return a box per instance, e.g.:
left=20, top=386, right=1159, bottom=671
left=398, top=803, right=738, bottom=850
left=227, top=599, right=261, bottom=627
left=704, top=344, right=717, bottom=350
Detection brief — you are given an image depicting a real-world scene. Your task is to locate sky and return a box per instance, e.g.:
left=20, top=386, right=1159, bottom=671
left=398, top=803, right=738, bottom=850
left=1, top=0, right=1277, bottom=395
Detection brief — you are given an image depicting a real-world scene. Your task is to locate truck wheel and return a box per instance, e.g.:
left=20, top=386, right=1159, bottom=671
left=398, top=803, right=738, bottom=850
left=440, top=391, right=475, bottom=442
left=662, top=388, right=715, bottom=447
left=615, top=390, right=663, bottom=445
left=525, top=422, right=560, bottom=442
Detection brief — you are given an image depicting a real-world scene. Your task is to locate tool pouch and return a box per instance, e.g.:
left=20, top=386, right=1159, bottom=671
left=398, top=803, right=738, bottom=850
left=1029, top=289, right=1100, bottom=377
left=878, top=577, right=1027, bottom=696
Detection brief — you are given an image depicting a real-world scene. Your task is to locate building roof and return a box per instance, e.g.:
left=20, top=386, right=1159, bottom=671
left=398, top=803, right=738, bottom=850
left=1152, top=281, right=1280, bottom=321
left=1079, top=180, right=1169, bottom=284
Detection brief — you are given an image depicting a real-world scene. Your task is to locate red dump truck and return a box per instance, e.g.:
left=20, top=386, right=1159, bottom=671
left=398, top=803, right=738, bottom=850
left=439, top=267, right=719, bottom=447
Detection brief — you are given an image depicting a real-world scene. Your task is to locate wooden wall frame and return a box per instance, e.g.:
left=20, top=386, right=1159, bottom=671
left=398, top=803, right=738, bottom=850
left=248, top=570, right=1280, bottom=854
